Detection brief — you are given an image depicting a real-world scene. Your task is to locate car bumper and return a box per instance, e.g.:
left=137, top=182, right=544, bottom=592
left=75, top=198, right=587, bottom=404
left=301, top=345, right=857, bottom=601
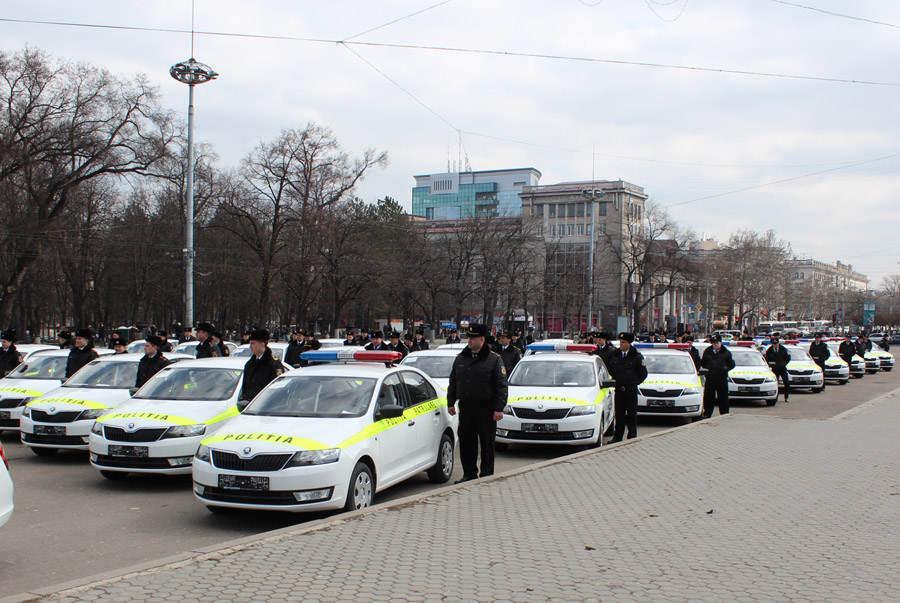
left=0, top=401, right=27, bottom=431
left=20, top=417, right=92, bottom=449
left=192, top=457, right=349, bottom=512
left=786, top=373, right=824, bottom=388
left=496, top=413, right=600, bottom=445
left=727, top=383, right=778, bottom=399
left=89, top=434, right=202, bottom=474
left=637, top=393, right=702, bottom=417
left=824, top=367, right=850, bottom=381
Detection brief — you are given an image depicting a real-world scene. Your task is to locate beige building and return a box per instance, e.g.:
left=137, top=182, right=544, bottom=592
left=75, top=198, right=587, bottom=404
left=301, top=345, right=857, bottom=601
left=788, top=258, right=868, bottom=292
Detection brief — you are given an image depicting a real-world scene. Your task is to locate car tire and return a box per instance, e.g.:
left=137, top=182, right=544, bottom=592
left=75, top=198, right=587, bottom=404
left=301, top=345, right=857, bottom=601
left=426, top=433, right=454, bottom=483
left=206, top=505, right=233, bottom=514
left=494, top=441, right=509, bottom=452
left=812, top=386, right=824, bottom=394
left=30, top=447, right=58, bottom=456
left=99, top=470, right=129, bottom=480
left=884, top=368, right=893, bottom=372
left=344, top=462, right=374, bottom=512
left=839, top=380, right=849, bottom=385
left=766, top=399, right=777, bottom=406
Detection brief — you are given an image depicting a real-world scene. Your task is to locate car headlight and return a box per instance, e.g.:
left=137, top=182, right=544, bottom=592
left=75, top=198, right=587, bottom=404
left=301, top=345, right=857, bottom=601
left=568, top=405, right=596, bottom=416
left=284, top=449, right=340, bottom=467
left=763, top=377, right=776, bottom=383
left=78, top=409, right=107, bottom=421
left=161, top=424, right=207, bottom=439
left=502, top=405, right=513, bottom=415
left=195, top=444, right=211, bottom=462
left=91, top=421, right=104, bottom=435
left=682, top=387, right=701, bottom=395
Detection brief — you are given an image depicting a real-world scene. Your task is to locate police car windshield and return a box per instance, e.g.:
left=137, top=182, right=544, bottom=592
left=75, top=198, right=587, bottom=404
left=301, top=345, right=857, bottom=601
left=509, top=361, right=596, bottom=387
left=231, top=347, right=252, bottom=357
left=786, top=348, right=814, bottom=363
left=8, top=356, right=67, bottom=380
left=243, top=376, right=376, bottom=418
left=134, top=367, right=241, bottom=401
left=399, top=355, right=455, bottom=378
left=643, top=354, right=696, bottom=375
left=730, top=350, right=767, bottom=367
left=173, top=342, right=198, bottom=354
left=64, top=361, right=137, bottom=388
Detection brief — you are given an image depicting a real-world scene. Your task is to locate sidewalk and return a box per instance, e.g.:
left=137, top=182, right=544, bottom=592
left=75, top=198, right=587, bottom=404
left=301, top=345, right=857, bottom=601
left=9, top=388, right=900, bottom=603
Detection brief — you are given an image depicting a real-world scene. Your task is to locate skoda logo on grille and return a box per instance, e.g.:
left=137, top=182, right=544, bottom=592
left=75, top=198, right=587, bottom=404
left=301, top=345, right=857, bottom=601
left=242, top=446, right=252, bottom=457
left=656, top=385, right=666, bottom=392
left=126, top=422, right=137, bottom=431
left=49, top=406, right=57, bottom=414
left=537, top=404, right=544, bottom=410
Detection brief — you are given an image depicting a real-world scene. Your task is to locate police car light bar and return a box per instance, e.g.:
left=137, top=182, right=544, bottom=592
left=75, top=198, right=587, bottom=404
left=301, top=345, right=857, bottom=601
left=722, top=340, right=756, bottom=347
left=300, top=350, right=403, bottom=362
left=526, top=343, right=597, bottom=352
left=633, top=343, right=691, bottom=349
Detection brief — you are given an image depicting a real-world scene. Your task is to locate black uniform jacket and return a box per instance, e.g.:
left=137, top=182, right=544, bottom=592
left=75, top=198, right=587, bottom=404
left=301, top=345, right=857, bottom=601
left=594, top=343, right=616, bottom=369
left=412, top=338, right=429, bottom=351
left=284, top=341, right=304, bottom=367
left=136, top=353, right=171, bottom=388
left=445, top=336, right=461, bottom=344
left=688, top=346, right=701, bottom=370
left=364, top=341, right=390, bottom=351
left=606, top=347, right=648, bottom=387
left=388, top=342, right=409, bottom=358
left=808, top=342, right=830, bottom=367
left=195, top=339, right=221, bottom=359
left=447, top=345, right=508, bottom=412
left=66, top=345, right=99, bottom=378
left=838, top=341, right=857, bottom=364
left=241, top=347, right=285, bottom=402
left=498, top=345, right=521, bottom=375
left=0, top=345, right=22, bottom=376
left=855, top=340, right=871, bottom=356
left=700, top=346, right=736, bottom=378
left=764, top=345, right=791, bottom=371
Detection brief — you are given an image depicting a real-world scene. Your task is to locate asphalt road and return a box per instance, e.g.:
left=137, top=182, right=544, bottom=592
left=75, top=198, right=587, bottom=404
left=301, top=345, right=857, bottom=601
left=1, top=368, right=897, bottom=596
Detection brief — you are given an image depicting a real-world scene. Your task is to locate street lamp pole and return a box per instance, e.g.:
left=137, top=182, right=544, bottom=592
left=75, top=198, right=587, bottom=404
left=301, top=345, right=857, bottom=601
left=169, top=58, right=217, bottom=330
left=583, top=187, right=614, bottom=331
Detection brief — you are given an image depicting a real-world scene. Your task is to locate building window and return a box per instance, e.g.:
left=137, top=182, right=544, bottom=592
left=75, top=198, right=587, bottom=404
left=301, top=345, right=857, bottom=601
left=568, top=203, right=576, bottom=217
left=577, top=224, right=584, bottom=235
left=536, top=204, right=544, bottom=216
left=558, top=204, right=566, bottom=218
left=586, top=202, right=592, bottom=216
left=577, top=203, right=584, bottom=217
left=537, top=224, right=543, bottom=236
left=549, top=205, right=556, bottom=218
left=597, top=203, right=606, bottom=216
left=550, top=224, right=556, bottom=237
left=567, top=224, right=574, bottom=236
left=586, top=224, right=591, bottom=236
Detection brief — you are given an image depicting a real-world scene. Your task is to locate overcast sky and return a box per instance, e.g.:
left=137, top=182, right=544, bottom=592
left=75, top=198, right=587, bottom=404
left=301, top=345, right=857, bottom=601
left=3, top=0, right=900, bottom=286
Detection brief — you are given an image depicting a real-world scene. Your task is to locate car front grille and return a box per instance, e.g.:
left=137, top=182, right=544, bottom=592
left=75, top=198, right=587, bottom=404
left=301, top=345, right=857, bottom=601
left=103, top=426, right=168, bottom=442
left=511, top=407, right=570, bottom=420
left=93, top=455, right=172, bottom=469
left=730, top=377, right=765, bottom=385
left=0, top=399, right=24, bottom=409
left=637, top=405, right=694, bottom=413
left=199, top=486, right=307, bottom=505
left=22, top=433, right=86, bottom=446
left=212, top=451, right=293, bottom=472
left=0, top=418, right=18, bottom=427
left=503, top=430, right=590, bottom=441
left=30, top=409, right=81, bottom=423
left=638, top=388, right=683, bottom=398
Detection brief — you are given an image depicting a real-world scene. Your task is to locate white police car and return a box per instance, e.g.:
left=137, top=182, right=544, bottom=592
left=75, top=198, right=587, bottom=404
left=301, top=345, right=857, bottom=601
left=495, top=343, right=614, bottom=448
left=19, top=352, right=192, bottom=455
left=793, top=339, right=850, bottom=385
left=724, top=344, right=779, bottom=406
left=173, top=340, right=238, bottom=356
left=0, top=442, right=12, bottom=529
left=865, top=348, right=894, bottom=372
left=782, top=344, right=825, bottom=393
left=88, top=357, right=246, bottom=479
left=398, top=348, right=459, bottom=390
left=825, top=341, right=866, bottom=379
left=634, top=344, right=703, bottom=418
left=192, top=349, right=456, bottom=513
left=232, top=342, right=289, bottom=363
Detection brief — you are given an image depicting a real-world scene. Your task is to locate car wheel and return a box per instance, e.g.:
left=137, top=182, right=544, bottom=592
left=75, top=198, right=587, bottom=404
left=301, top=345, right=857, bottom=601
left=99, top=470, right=129, bottom=480
left=812, top=386, right=824, bottom=394
left=206, top=505, right=233, bottom=515
left=766, top=399, right=777, bottom=406
left=426, top=433, right=454, bottom=484
left=344, top=462, right=374, bottom=512
left=494, top=441, right=509, bottom=451
left=884, top=368, right=893, bottom=372
left=839, top=380, right=849, bottom=385
left=30, top=447, right=58, bottom=457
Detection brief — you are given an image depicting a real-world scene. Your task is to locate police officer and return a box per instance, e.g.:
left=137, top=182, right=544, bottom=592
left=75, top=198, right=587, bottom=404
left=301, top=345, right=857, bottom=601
left=195, top=322, right=221, bottom=359
left=700, top=333, right=735, bottom=418
left=364, top=330, right=390, bottom=351
left=58, top=330, right=74, bottom=349
left=387, top=331, right=410, bottom=358
left=413, top=329, right=429, bottom=351
left=496, top=330, right=522, bottom=375
left=136, top=335, right=171, bottom=388
left=446, top=324, right=508, bottom=483
left=765, top=334, right=792, bottom=403
left=809, top=332, right=830, bottom=391
left=112, top=339, right=128, bottom=354
left=107, top=331, right=121, bottom=350
left=593, top=331, right=616, bottom=368
left=512, top=331, right=527, bottom=354
left=178, top=327, right=196, bottom=344
left=285, top=330, right=305, bottom=368
left=0, top=330, right=23, bottom=377
left=403, top=333, right=416, bottom=352
left=240, top=329, right=285, bottom=402
left=838, top=333, right=857, bottom=369
left=211, top=331, right=230, bottom=356
left=445, top=328, right=461, bottom=344
left=157, top=331, right=173, bottom=353
left=856, top=333, right=872, bottom=357
left=685, top=334, right=701, bottom=370
left=606, top=332, right=648, bottom=442
left=65, top=328, right=99, bottom=378
left=342, top=330, right=358, bottom=346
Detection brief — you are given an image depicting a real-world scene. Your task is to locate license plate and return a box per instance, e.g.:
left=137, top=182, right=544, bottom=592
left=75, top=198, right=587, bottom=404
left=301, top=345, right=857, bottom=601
left=738, top=386, right=758, bottom=393
left=521, top=423, right=558, bottom=433
left=108, top=445, right=149, bottom=457
left=219, top=474, right=270, bottom=491
left=648, top=399, right=674, bottom=407
left=0, top=411, right=9, bottom=420
left=35, top=425, right=66, bottom=436
left=794, top=377, right=809, bottom=383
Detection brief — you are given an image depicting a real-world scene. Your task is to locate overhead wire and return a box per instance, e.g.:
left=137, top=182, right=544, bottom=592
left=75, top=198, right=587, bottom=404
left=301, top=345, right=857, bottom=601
left=767, top=0, right=900, bottom=30
left=342, top=0, right=455, bottom=42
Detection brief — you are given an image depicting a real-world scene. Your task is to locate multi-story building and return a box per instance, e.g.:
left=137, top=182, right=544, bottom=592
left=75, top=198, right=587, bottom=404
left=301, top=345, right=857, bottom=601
left=412, top=168, right=541, bottom=219
left=788, top=258, right=868, bottom=292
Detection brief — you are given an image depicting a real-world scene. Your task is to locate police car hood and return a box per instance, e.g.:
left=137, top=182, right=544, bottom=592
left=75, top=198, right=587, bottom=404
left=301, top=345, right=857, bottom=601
left=728, top=365, right=776, bottom=379
left=27, top=386, right=132, bottom=411
left=786, top=361, right=821, bottom=371
left=866, top=350, right=893, bottom=359
left=0, top=378, right=64, bottom=400
left=507, top=385, right=605, bottom=409
left=202, top=414, right=368, bottom=453
left=642, top=372, right=701, bottom=389
left=823, top=357, right=848, bottom=367
left=97, top=398, right=237, bottom=427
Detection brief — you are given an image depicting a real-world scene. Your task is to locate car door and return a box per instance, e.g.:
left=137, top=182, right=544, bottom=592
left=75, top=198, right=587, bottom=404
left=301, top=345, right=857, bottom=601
left=399, top=370, right=441, bottom=468
left=370, top=373, right=415, bottom=487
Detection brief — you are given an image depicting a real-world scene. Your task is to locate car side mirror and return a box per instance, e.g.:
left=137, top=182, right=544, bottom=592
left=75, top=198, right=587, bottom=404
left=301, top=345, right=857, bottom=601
left=128, top=387, right=138, bottom=396
left=698, top=368, right=709, bottom=375
left=236, top=399, right=251, bottom=412
left=601, top=379, right=616, bottom=388
left=375, top=404, right=404, bottom=420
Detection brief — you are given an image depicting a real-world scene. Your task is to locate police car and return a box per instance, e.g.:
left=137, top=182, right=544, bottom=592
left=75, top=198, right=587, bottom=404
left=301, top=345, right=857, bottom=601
left=865, top=348, right=894, bottom=372
left=495, top=343, right=614, bottom=448
left=825, top=341, right=866, bottom=379
left=19, top=352, right=192, bottom=455
left=88, top=357, right=247, bottom=479
left=173, top=341, right=238, bottom=356
left=232, top=342, right=289, bottom=362
left=723, top=344, right=779, bottom=406
left=0, top=442, right=12, bottom=529
left=398, top=348, right=459, bottom=390
left=782, top=344, right=825, bottom=393
left=0, top=349, right=112, bottom=432
left=9, top=344, right=57, bottom=362
left=192, top=349, right=456, bottom=513
left=633, top=344, right=703, bottom=418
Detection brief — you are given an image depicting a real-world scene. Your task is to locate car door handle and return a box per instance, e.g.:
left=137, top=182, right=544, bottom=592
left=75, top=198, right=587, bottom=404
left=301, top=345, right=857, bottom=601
left=434, top=411, right=441, bottom=416
left=407, top=420, right=415, bottom=426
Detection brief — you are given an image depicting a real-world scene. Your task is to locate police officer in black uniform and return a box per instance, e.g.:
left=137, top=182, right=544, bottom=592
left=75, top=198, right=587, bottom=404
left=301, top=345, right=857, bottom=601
left=0, top=330, right=23, bottom=377
left=496, top=330, right=522, bottom=375
left=700, top=333, right=735, bottom=417
left=364, top=330, right=390, bottom=351
left=445, top=328, right=461, bottom=344
left=808, top=332, right=830, bottom=391
left=685, top=334, right=701, bottom=370
left=387, top=331, right=410, bottom=359
left=446, top=324, right=508, bottom=483
left=342, top=331, right=358, bottom=346
left=838, top=333, right=857, bottom=370
left=58, top=331, right=74, bottom=349
left=112, top=339, right=127, bottom=354
left=413, top=329, right=429, bottom=351
left=285, top=330, right=305, bottom=368
left=606, top=332, right=648, bottom=442
left=765, top=334, right=792, bottom=403
left=856, top=333, right=872, bottom=357
left=240, top=329, right=285, bottom=402
left=195, top=322, right=221, bottom=359
left=592, top=331, right=616, bottom=369
left=65, top=328, right=99, bottom=378
left=136, top=335, right=171, bottom=388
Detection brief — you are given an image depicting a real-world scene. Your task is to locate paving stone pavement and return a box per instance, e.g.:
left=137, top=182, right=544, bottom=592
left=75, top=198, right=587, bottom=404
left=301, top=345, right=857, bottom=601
left=16, top=390, right=900, bottom=602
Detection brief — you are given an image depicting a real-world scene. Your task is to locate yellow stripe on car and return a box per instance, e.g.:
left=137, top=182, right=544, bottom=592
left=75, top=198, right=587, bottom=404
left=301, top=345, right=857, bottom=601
left=641, top=379, right=701, bottom=388
left=26, top=397, right=109, bottom=409
left=338, top=396, right=449, bottom=449
left=508, top=389, right=611, bottom=407
left=202, top=432, right=331, bottom=451
left=204, top=406, right=240, bottom=425
left=97, top=412, right=197, bottom=426
left=0, top=386, right=46, bottom=397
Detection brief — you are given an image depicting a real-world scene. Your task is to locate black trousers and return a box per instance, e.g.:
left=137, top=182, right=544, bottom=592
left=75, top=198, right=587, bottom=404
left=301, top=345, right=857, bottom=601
left=612, top=385, right=638, bottom=440
left=773, top=367, right=791, bottom=399
left=703, top=375, right=729, bottom=418
left=458, top=402, right=496, bottom=478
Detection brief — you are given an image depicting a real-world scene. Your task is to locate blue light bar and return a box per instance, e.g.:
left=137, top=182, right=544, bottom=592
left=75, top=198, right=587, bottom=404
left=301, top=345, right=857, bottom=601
left=300, top=350, right=402, bottom=362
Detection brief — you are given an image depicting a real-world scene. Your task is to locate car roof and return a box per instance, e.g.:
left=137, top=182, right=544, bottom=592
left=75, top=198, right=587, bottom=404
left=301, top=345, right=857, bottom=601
left=403, top=348, right=460, bottom=357
left=28, top=348, right=81, bottom=358
left=235, top=342, right=289, bottom=350
left=281, top=362, right=405, bottom=378
left=159, top=357, right=249, bottom=369
left=518, top=352, right=598, bottom=363
left=640, top=348, right=693, bottom=357
left=92, top=352, right=195, bottom=363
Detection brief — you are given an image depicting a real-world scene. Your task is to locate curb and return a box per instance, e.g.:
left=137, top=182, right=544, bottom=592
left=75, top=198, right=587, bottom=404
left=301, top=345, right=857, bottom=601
left=0, top=412, right=732, bottom=602
left=829, top=383, right=900, bottom=420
